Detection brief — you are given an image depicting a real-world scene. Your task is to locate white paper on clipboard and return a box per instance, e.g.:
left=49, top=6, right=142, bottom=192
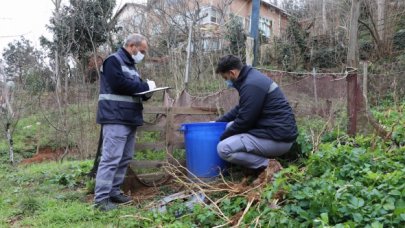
left=134, top=87, right=170, bottom=95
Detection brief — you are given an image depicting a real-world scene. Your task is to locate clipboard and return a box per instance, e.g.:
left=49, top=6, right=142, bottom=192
left=134, top=87, right=170, bottom=95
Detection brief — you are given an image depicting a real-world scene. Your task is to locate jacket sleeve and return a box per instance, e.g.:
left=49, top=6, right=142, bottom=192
left=216, top=105, right=239, bottom=122
left=220, top=84, right=266, bottom=140
left=103, top=57, right=149, bottom=95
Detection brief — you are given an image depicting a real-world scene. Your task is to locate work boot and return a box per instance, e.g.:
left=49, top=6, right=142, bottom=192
left=252, top=159, right=283, bottom=186
left=95, top=198, right=117, bottom=212
left=110, top=193, right=133, bottom=204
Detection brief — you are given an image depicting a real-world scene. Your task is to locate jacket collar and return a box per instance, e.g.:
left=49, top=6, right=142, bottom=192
left=118, top=47, right=135, bottom=65
left=234, top=65, right=252, bottom=88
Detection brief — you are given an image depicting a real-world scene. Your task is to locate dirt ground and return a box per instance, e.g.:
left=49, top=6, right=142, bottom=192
left=20, top=147, right=79, bottom=165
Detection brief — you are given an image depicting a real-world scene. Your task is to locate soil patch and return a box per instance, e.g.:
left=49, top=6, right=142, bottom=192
left=20, top=147, right=78, bottom=165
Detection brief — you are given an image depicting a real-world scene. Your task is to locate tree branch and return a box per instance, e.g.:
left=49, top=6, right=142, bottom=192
left=358, top=19, right=380, bottom=46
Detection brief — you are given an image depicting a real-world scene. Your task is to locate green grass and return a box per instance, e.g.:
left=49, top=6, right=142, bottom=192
left=0, top=160, right=146, bottom=227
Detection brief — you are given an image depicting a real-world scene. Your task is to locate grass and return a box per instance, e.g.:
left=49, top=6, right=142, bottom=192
left=0, top=160, right=147, bottom=227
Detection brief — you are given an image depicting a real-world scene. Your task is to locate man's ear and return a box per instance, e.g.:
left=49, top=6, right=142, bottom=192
left=230, top=70, right=237, bottom=80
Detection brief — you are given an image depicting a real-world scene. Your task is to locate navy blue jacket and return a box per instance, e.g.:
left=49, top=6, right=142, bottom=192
left=96, top=48, right=150, bottom=126
left=217, top=66, right=298, bottom=142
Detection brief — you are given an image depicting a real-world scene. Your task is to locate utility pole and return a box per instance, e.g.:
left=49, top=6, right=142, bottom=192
left=346, top=0, right=361, bottom=136
left=250, top=0, right=260, bottom=66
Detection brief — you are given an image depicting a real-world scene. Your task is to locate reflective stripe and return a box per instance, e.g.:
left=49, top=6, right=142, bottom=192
left=121, top=66, right=138, bottom=76
left=268, top=82, right=279, bottom=93
left=99, top=94, right=141, bottom=103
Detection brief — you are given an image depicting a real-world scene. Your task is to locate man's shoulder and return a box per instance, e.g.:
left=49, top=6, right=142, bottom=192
left=104, top=54, right=121, bottom=66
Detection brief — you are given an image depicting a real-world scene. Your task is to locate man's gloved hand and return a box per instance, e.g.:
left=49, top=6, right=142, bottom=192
left=144, top=93, right=153, bottom=99
left=146, top=79, right=156, bottom=90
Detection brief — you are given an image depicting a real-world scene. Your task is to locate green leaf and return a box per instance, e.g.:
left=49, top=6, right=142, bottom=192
left=350, top=197, right=365, bottom=208
left=388, top=189, right=401, bottom=196
left=353, top=213, right=363, bottom=223
left=383, top=197, right=396, bottom=210
left=320, top=212, right=329, bottom=224
left=371, top=221, right=383, bottom=228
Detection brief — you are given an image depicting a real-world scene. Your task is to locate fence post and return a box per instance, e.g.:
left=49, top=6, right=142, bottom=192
left=362, top=62, right=368, bottom=100
left=312, top=68, right=318, bottom=112
left=347, top=69, right=358, bottom=136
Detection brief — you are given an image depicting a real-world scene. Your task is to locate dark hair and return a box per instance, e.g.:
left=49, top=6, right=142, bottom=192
left=215, top=55, right=243, bottom=73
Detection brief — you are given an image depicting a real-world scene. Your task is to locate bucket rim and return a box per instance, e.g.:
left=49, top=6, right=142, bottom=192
left=181, top=121, right=227, bottom=127
left=180, top=122, right=227, bottom=131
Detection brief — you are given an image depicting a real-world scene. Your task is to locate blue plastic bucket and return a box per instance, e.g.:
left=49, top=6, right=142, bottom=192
left=180, top=122, right=227, bottom=179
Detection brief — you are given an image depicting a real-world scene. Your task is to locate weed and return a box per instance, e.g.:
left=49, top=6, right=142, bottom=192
left=18, top=197, right=41, bottom=216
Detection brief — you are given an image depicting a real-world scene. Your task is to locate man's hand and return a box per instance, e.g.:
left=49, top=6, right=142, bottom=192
left=146, top=79, right=156, bottom=90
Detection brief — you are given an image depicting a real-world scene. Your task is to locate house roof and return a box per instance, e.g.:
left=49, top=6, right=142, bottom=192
left=110, top=3, right=147, bottom=28
left=259, top=0, right=290, bottom=16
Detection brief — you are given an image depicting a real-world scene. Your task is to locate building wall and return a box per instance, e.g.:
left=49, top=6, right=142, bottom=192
left=228, top=0, right=288, bottom=38
left=192, top=0, right=290, bottom=38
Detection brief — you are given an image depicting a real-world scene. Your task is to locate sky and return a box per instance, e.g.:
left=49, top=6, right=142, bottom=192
left=0, top=0, right=145, bottom=54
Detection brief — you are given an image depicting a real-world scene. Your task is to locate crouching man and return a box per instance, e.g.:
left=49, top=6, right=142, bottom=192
left=215, top=55, right=298, bottom=182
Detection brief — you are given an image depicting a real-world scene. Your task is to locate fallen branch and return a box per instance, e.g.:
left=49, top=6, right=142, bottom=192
left=233, top=197, right=255, bottom=227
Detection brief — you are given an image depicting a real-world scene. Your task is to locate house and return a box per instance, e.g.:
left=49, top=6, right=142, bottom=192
left=197, top=0, right=290, bottom=52
left=198, top=0, right=289, bottom=38
left=110, top=3, right=148, bottom=41
left=112, top=0, right=290, bottom=52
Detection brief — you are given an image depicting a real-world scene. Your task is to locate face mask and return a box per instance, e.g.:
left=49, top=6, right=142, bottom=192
left=225, top=80, right=234, bottom=88
left=132, top=51, right=144, bottom=64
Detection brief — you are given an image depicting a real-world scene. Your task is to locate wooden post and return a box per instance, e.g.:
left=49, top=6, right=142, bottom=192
left=362, top=61, right=368, bottom=101
left=185, top=21, right=193, bottom=90
left=245, top=37, right=254, bottom=66
left=6, top=123, right=14, bottom=165
left=346, top=0, right=361, bottom=136
left=347, top=70, right=358, bottom=136
left=312, top=68, right=318, bottom=111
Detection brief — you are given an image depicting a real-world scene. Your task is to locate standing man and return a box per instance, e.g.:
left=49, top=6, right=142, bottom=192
left=95, top=33, right=156, bottom=211
left=215, top=55, right=298, bottom=181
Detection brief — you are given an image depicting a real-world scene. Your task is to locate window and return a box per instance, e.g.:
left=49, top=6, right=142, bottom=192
left=247, top=16, right=272, bottom=37
left=166, top=0, right=180, bottom=7
left=200, top=6, right=219, bottom=24
left=230, top=13, right=245, bottom=29
left=203, top=38, right=220, bottom=51
left=259, top=17, right=272, bottom=38
left=210, top=8, right=218, bottom=23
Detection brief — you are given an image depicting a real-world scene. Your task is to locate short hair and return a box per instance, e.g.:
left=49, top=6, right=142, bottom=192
left=123, top=34, right=147, bottom=47
left=215, top=55, right=243, bottom=73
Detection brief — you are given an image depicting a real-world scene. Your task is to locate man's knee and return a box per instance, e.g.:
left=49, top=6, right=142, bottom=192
left=217, top=140, right=233, bottom=161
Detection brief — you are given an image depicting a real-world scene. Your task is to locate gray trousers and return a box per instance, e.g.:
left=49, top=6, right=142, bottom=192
left=94, top=124, right=136, bottom=202
left=217, top=123, right=293, bottom=169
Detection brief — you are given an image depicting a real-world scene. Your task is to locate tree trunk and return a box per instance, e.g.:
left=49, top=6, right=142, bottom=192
left=347, top=0, right=361, bottom=68
left=346, top=0, right=361, bottom=136
left=377, top=0, right=386, bottom=40
left=6, top=123, right=14, bottom=165
left=322, top=0, right=327, bottom=34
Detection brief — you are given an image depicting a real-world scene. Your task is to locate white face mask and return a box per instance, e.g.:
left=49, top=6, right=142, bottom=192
left=132, top=51, right=144, bottom=64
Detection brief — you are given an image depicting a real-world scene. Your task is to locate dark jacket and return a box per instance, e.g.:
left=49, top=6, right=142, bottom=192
left=96, top=48, right=150, bottom=126
left=217, top=66, right=298, bottom=142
